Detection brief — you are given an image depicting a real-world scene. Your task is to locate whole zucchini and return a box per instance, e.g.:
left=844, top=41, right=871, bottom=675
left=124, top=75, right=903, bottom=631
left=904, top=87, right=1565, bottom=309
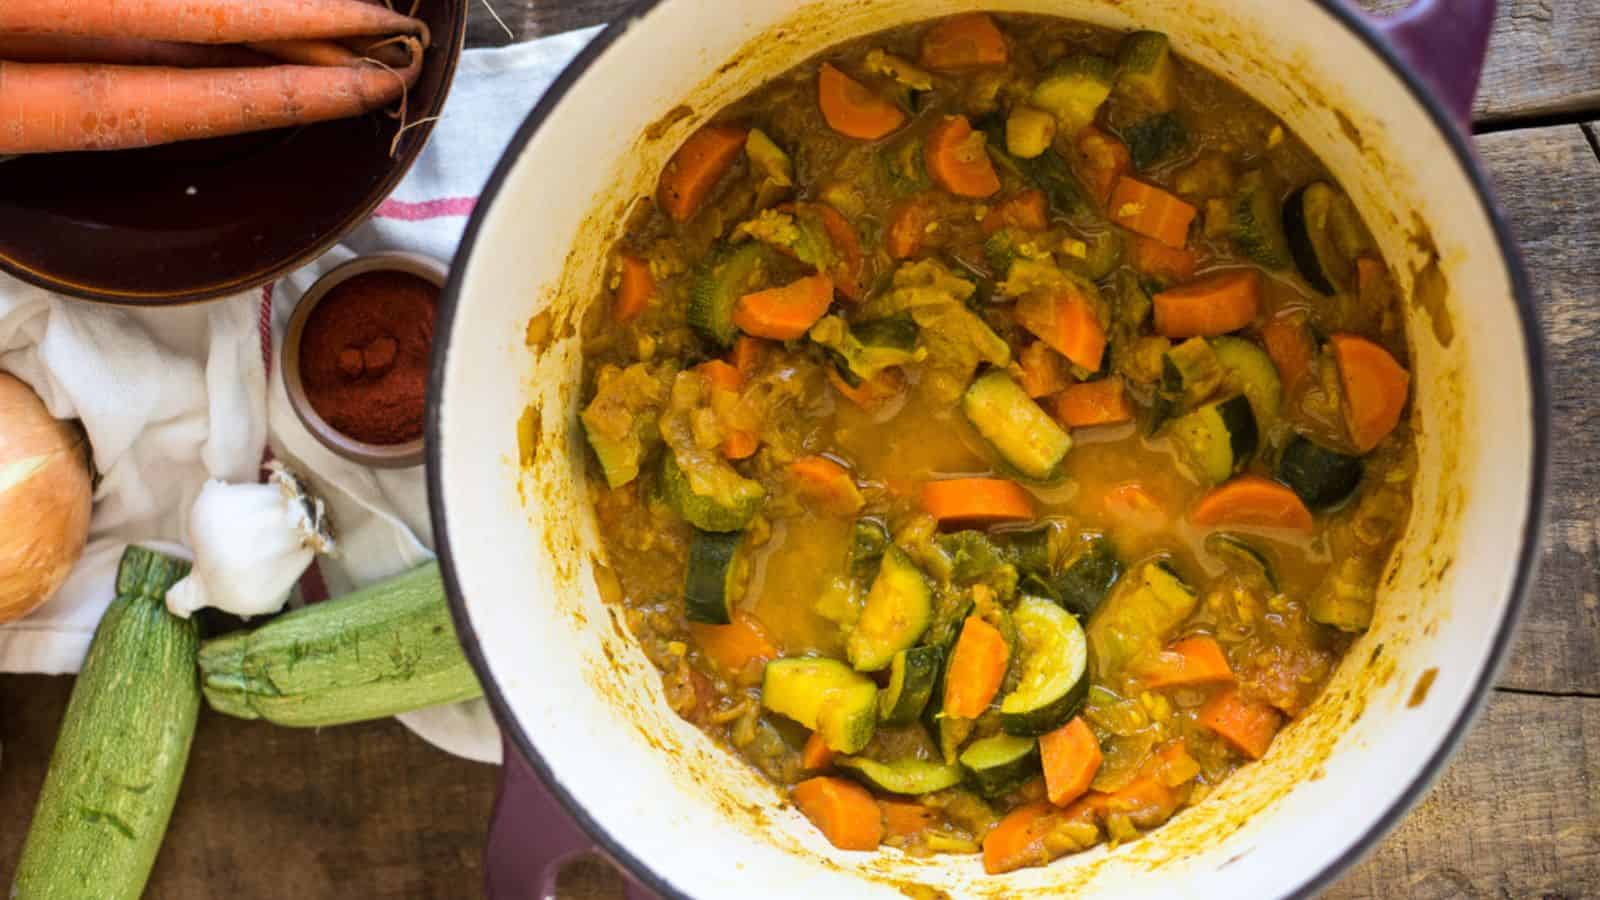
left=13, top=546, right=199, bottom=900
left=197, top=562, right=482, bottom=727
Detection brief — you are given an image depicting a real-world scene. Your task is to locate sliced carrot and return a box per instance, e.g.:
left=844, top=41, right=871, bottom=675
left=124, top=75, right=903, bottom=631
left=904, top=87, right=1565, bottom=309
left=1262, top=313, right=1315, bottom=392
left=690, top=612, right=778, bottom=676
left=733, top=274, right=835, bottom=340
left=1100, top=742, right=1193, bottom=826
left=1356, top=256, right=1390, bottom=306
left=1055, top=378, right=1134, bottom=428
left=1015, top=288, right=1106, bottom=372
left=1153, top=269, right=1261, bottom=338
left=801, top=730, right=836, bottom=771
left=1102, top=482, right=1169, bottom=535
left=982, top=801, right=1054, bottom=875
left=944, top=616, right=1010, bottom=718
left=1191, top=475, right=1314, bottom=533
left=613, top=255, right=655, bottom=324
left=732, top=336, right=768, bottom=381
left=696, top=358, right=743, bottom=392
left=658, top=123, right=748, bottom=223
left=981, top=189, right=1049, bottom=234
left=926, top=115, right=1002, bottom=199
left=818, top=62, right=906, bottom=141
left=880, top=799, right=937, bottom=840
left=788, top=455, right=864, bottom=516
left=920, top=478, right=1035, bottom=527
left=1131, top=235, right=1197, bottom=284
left=722, top=431, right=760, bottom=460
left=1109, top=176, right=1196, bottom=248
left=1018, top=341, right=1072, bottom=399
left=828, top=367, right=905, bottom=411
left=1136, top=636, right=1235, bottom=689
left=920, top=13, right=1009, bottom=71
left=887, top=196, right=937, bottom=260
left=792, top=776, right=884, bottom=851
left=1075, top=126, right=1132, bottom=205
left=1039, top=717, right=1102, bottom=807
left=1198, top=688, right=1283, bottom=760
left=808, top=203, right=867, bottom=300
left=1329, top=333, right=1410, bottom=452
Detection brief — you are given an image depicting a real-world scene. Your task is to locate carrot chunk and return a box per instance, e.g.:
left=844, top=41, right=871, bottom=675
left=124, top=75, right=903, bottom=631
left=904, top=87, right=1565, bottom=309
left=1153, top=269, right=1261, bottom=338
left=920, top=478, right=1035, bottom=527
left=731, top=336, right=768, bottom=380
left=613, top=255, right=655, bottom=324
left=926, top=115, right=1002, bottom=199
left=879, top=799, right=936, bottom=840
left=981, top=189, right=1049, bottom=234
left=1131, top=235, right=1197, bottom=283
left=658, top=123, right=748, bottom=223
left=809, top=203, right=867, bottom=300
left=1075, top=126, right=1131, bottom=205
left=1015, top=288, right=1106, bottom=372
left=1329, top=333, right=1410, bottom=452
left=828, top=367, right=905, bottom=411
left=1039, top=717, right=1102, bottom=807
left=690, top=612, right=778, bottom=676
left=788, top=455, right=864, bottom=516
left=944, top=616, right=1010, bottom=718
left=1191, top=475, right=1314, bottom=533
left=818, top=62, right=906, bottom=141
left=888, top=196, right=937, bottom=260
left=801, top=730, right=835, bottom=772
left=792, top=776, right=884, bottom=851
left=1109, top=176, right=1196, bottom=248
left=1198, top=688, right=1283, bottom=760
left=1136, top=636, right=1235, bottom=689
left=1055, top=378, right=1134, bottom=428
left=1018, top=341, right=1072, bottom=399
left=920, top=13, right=1009, bottom=70
left=1262, top=313, right=1315, bottom=392
left=695, top=358, right=742, bottom=392
left=733, top=274, right=835, bottom=340
left=982, top=802, right=1054, bottom=874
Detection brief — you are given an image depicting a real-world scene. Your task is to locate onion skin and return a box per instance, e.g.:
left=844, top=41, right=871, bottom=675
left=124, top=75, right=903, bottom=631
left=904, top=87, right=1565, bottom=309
left=0, top=374, right=93, bottom=623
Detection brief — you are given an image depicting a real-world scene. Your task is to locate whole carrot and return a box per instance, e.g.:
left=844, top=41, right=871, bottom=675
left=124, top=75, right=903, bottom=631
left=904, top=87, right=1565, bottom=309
left=0, top=0, right=429, bottom=46
left=0, top=34, right=270, bottom=67
left=248, top=39, right=362, bottom=67
left=0, top=39, right=423, bottom=154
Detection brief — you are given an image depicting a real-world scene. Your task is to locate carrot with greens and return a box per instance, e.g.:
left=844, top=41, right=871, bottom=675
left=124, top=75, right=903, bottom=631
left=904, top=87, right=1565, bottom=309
left=1136, top=636, right=1234, bottom=689
left=943, top=616, right=1010, bottom=718
left=981, top=189, right=1048, bottom=234
left=1055, top=378, right=1133, bottom=428
left=1075, top=126, right=1131, bottom=205
left=614, top=255, right=655, bottom=323
left=1198, top=688, right=1282, bottom=759
left=982, top=801, right=1054, bottom=874
left=788, top=456, right=864, bottom=516
left=1018, top=341, right=1071, bottom=398
left=801, top=731, right=836, bottom=771
left=658, top=123, right=748, bottom=222
left=1329, top=333, right=1409, bottom=452
left=1152, top=269, right=1261, bottom=338
left=733, top=274, right=835, bottom=340
left=0, top=0, right=429, bottom=44
left=0, top=34, right=267, bottom=67
left=1109, top=176, right=1196, bottom=248
left=818, top=63, right=905, bottom=140
left=1131, top=235, right=1197, bottom=283
left=1015, top=288, right=1106, bottom=372
left=792, top=776, right=884, bottom=851
left=690, top=612, right=778, bottom=677
left=926, top=115, right=1001, bottom=198
left=920, top=13, right=1009, bottom=70
left=1039, top=717, right=1101, bottom=807
left=920, top=478, right=1034, bottom=527
left=1262, top=313, right=1315, bottom=392
left=0, top=42, right=423, bottom=154
left=1191, top=476, right=1314, bottom=533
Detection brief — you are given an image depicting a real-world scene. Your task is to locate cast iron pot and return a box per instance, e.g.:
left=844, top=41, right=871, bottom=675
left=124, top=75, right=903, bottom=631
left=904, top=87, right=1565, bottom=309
left=428, top=0, right=1546, bottom=897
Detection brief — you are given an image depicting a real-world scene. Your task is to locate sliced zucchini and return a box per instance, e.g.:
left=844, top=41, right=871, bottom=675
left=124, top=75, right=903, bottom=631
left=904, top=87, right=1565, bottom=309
left=1169, top=394, right=1258, bottom=486
left=1001, top=525, right=1054, bottom=577
left=935, top=714, right=976, bottom=765
left=584, top=423, right=646, bottom=490
left=812, top=314, right=920, bottom=387
left=1150, top=336, right=1223, bottom=433
left=745, top=128, right=794, bottom=188
left=688, top=243, right=773, bottom=346
left=962, top=370, right=1074, bottom=480
left=1278, top=435, right=1364, bottom=510
left=850, top=518, right=891, bottom=580
left=882, top=134, right=929, bottom=196
left=1230, top=170, right=1291, bottom=270
left=959, top=733, right=1041, bottom=798
left=684, top=530, right=742, bottom=624
left=659, top=451, right=765, bottom=532
left=1284, top=182, right=1358, bottom=295
left=1114, top=31, right=1176, bottom=116
left=880, top=645, right=943, bottom=725
left=761, top=658, right=879, bottom=754
left=1032, top=56, right=1116, bottom=136
left=847, top=546, right=934, bottom=672
left=1086, top=560, right=1198, bottom=677
left=1206, top=532, right=1279, bottom=592
left=1123, top=112, right=1186, bottom=171
left=1000, top=597, right=1091, bottom=736
left=1212, top=336, right=1282, bottom=429
left=1064, top=227, right=1124, bottom=281
left=980, top=118, right=1093, bottom=218
left=936, top=531, right=1016, bottom=585
left=837, top=756, right=964, bottom=795
left=1030, top=535, right=1123, bottom=618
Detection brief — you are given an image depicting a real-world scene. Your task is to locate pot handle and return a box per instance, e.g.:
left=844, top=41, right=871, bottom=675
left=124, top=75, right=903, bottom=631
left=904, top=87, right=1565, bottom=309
left=486, top=735, right=658, bottom=900
left=1363, top=0, right=1495, bottom=125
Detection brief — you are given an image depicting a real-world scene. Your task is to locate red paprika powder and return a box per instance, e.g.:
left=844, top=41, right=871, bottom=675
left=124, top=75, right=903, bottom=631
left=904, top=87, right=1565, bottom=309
left=298, top=270, right=437, bottom=445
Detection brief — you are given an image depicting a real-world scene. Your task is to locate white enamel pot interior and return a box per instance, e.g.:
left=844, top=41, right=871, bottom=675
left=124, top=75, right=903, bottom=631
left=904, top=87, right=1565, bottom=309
left=428, top=1, right=1546, bottom=897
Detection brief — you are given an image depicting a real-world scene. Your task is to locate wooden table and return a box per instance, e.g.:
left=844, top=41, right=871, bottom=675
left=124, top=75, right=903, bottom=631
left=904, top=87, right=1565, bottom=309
left=3, top=3, right=1597, bottom=897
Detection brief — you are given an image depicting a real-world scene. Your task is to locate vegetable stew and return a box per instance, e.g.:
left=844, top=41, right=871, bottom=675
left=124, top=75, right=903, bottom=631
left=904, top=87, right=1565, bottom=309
left=577, top=12, right=1413, bottom=873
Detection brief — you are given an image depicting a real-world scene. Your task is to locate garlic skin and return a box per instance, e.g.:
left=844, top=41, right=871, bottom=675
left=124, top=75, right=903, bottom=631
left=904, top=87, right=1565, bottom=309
left=166, top=463, right=335, bottom=619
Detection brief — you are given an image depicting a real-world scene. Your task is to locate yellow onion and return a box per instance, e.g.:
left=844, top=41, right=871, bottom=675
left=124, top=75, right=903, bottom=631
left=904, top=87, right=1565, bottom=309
left=0, top=373, right=93, bottom=623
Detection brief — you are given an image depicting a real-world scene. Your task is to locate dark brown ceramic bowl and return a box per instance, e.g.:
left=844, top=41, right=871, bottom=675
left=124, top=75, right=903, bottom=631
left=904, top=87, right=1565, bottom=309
left=0, top=2, right=466, bottom=307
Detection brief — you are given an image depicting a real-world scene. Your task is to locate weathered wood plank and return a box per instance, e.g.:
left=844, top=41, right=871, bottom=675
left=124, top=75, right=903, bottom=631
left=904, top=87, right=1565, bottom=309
left=1326, top=690, right=1600, bottom=899
left=1476, top=124, right=1600, bottom=696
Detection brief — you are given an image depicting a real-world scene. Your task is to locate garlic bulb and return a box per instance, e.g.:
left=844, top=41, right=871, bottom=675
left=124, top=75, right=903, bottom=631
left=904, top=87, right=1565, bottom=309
left=166, top=463, right=335, bottom=619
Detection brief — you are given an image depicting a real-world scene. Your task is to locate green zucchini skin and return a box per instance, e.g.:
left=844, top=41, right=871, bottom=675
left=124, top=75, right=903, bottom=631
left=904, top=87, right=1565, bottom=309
left=1279, top=435, right=1365, bottom=510
left=684, top=530, right=743, bottom=624
left=198, top=563, right=483, bottom=727
left=960, top=733, right=1041, bottom=798
left=999, top=597, right=1091, bottom=736
left=879, top=645, right=943, bottom=726
left=837, top=757, right=964, bottom=795
left=14, top=546, right=199, bottom=900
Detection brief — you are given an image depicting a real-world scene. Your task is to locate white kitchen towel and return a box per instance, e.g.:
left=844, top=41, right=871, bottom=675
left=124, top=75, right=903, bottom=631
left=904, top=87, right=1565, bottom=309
left=0, top=26, right=605, bottom=766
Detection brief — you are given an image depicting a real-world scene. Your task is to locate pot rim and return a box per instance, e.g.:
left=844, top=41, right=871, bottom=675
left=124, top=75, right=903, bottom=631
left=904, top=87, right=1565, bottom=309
left=426, top=3, right=1549, bottom=897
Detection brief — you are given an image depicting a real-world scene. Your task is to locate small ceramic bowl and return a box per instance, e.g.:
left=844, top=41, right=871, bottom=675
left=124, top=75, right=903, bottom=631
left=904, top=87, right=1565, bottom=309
left=282, top=252, right=445, bottom=469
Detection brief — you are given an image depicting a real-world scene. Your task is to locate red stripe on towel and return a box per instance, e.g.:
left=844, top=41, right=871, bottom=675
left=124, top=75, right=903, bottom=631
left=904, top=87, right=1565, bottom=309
left=375, top=196, right=478, bottom=221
